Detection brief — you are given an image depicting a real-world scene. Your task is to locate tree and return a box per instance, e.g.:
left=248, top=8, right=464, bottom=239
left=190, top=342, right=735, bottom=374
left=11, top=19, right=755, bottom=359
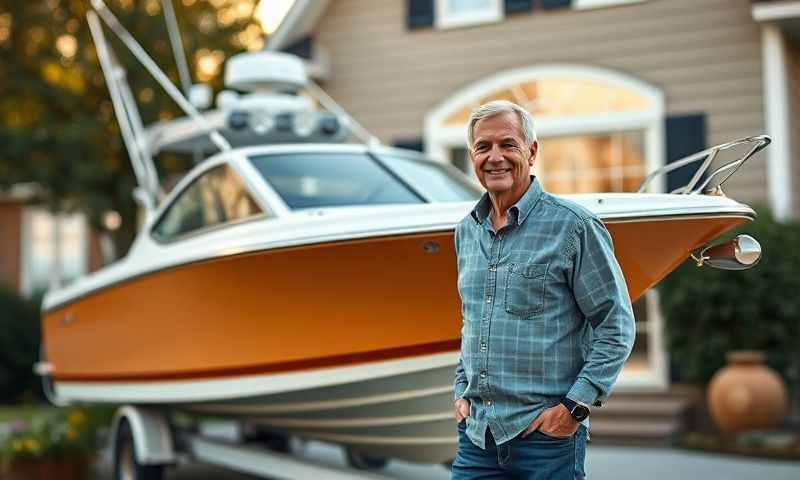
left=0, top=0, right=265, bottom=257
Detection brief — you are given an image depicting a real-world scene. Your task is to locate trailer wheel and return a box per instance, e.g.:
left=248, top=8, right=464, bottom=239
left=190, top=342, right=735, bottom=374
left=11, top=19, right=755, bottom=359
left=345, top=447, right=388, bottom=470
left=114, top=419, right=164, bottom=480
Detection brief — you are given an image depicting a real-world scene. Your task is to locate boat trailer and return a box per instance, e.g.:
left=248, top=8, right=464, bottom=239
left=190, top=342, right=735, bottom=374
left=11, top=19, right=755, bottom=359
left=110, top=405, right=406, bottom=480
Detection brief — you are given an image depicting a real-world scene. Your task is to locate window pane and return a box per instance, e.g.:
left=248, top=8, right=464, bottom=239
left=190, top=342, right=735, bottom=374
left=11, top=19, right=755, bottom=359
left=445, top=0, right=494, bottom=14
left=377, top=154, right=481, bottom=202
left=153, top=165, right=262, bottom=241
left=249, top=153, right=424, bottom=209
left=536, top=131, right=646, bottom=194
left=26, top=210, right=86, bottom=292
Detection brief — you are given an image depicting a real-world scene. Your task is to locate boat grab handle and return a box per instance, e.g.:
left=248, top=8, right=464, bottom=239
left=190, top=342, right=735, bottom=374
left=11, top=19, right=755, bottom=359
left=637, top=135, right=771, bottom=194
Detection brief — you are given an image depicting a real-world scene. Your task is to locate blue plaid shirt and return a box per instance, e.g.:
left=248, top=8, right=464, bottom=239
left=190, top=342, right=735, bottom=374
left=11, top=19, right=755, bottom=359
left=454, top=177, right=635, bottom=449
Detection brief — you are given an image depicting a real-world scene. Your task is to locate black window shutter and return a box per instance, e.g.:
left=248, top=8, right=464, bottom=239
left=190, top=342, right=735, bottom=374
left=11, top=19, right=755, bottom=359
left=393, top=138, right=424, bottom=152
left=281, top=36, right=313, bottom=60
left=505, top=0, right=534, bottom=15
left=407, top=0, right=434, bottom=29
left=665, top=114, right=707, bottom=193
left=541, top=0, right=572, bottom=9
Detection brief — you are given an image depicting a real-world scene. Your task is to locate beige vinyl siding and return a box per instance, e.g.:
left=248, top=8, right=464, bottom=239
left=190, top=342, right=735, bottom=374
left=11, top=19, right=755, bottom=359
left=315, top=0, right=767, bottom=203
left=787, top=38, right=800, bottom=219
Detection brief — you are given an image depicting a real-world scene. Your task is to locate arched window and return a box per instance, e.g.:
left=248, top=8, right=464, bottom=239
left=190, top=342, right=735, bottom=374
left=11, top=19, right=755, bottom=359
left=425, top=65, right=666, bottom=193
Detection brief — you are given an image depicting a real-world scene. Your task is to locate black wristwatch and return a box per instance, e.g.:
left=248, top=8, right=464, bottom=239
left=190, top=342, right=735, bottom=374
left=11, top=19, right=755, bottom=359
left=560, top=397, right=590, bottom=422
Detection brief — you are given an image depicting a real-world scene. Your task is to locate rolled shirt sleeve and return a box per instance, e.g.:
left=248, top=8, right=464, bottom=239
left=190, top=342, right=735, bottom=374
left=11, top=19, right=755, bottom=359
left=566, top=217, right=636, bottom=407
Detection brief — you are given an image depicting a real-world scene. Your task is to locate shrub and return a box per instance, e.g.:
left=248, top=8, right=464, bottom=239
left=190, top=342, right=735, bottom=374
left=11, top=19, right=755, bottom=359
left=0, top=287, right=42, bottom=403
left=659, top=207, right=800, bottom=384
left=0, top=407, right=102, bottom=469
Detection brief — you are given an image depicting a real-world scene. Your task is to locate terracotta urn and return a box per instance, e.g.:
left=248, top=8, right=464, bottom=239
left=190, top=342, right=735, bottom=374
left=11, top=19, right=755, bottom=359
left=707, top=350, right=788, bottom=434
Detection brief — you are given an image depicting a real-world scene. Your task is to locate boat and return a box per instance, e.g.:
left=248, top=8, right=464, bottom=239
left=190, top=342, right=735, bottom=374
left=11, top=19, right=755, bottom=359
left=38, top=0, right=767, bottom=469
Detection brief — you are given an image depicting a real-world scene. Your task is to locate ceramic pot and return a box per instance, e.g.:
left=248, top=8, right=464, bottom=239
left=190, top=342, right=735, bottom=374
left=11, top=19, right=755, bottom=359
left=707, top=350, right=788, bottom=434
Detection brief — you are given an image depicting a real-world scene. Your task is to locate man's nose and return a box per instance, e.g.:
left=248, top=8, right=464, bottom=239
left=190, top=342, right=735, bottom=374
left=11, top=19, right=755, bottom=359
left=487, top=144, right=504, bottom=161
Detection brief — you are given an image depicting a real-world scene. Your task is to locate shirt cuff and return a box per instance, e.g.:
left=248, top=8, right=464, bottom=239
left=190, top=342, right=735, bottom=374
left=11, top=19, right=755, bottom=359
left=567, top=377, right=601, bottom=407
left=454, top=382, right=468, bottom=401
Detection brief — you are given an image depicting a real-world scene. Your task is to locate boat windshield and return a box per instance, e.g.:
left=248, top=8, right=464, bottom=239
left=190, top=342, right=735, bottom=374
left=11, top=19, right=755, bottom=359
left=248, top=152, right=480, bottom=210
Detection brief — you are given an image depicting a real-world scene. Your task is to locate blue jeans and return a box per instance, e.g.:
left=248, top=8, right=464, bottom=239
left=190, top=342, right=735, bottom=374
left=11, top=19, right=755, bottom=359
left=451, top=420, right=587, bottom=480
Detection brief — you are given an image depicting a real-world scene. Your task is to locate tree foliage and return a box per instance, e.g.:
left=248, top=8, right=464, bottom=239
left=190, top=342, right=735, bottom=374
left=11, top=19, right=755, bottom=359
left=659, top=208, right=800, bottom=384
left=0, top=0, right=264, bottom=255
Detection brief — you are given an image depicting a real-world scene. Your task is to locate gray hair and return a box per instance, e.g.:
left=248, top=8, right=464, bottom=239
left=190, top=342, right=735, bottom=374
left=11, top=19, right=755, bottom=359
left=467, top=100, right=537, bottom=150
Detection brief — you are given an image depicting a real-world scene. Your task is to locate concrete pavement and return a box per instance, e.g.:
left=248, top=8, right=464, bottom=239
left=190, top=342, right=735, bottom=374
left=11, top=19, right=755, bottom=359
left=92, top=441, right=800, bottom=479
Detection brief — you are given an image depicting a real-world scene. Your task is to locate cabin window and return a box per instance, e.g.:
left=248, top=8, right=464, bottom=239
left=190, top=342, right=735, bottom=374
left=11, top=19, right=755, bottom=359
left=248, top=152, right=429, bottom=209
left=435, top=0, right=503, bottom=29
left=152, top=165, right=263, bottom=241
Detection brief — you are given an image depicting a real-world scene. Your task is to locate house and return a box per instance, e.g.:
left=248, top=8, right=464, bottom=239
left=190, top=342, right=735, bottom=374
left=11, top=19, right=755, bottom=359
left=266, top=0, right=800, bottom=441
left=0, top=187, right=103, bottom=298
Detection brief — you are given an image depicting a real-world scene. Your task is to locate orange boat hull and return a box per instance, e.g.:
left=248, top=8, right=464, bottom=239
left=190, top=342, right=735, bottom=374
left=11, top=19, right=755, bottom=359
left=43, top=215, right=746, bottom=382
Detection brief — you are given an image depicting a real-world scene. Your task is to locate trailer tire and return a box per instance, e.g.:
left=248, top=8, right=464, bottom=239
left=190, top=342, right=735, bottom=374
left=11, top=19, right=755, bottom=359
left=345, top=447, right=389, bottom=470
left=114, top=419, right=164, bottom=480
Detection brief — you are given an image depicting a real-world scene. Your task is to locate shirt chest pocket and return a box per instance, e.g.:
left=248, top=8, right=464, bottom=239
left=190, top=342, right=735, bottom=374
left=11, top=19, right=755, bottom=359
left=505, top=263, right=548, bottom=319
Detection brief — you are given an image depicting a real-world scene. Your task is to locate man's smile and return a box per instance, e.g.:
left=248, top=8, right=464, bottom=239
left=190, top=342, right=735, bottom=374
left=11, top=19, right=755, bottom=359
left=485, top=168, right=512, bottom=175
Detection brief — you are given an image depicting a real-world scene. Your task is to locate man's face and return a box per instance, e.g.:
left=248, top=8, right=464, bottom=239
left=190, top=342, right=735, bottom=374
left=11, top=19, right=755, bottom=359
left=470, top=112, right=537, bottom=197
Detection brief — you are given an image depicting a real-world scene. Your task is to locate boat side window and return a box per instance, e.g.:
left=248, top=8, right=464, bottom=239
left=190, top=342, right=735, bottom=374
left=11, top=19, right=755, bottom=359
left=152, top=165, right=263, bottom=242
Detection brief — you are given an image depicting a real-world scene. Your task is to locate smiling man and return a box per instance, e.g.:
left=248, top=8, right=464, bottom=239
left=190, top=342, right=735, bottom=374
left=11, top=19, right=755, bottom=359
left=452, top=100, right=636, bottom=479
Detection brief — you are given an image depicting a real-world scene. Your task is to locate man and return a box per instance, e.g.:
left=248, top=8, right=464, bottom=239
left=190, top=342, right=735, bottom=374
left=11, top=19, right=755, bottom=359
left=452, top=100, right=635, bottom=479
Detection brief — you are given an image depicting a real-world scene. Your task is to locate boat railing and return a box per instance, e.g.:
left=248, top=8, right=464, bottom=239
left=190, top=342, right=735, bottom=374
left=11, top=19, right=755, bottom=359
left=637, top=135, right=771, bottom=195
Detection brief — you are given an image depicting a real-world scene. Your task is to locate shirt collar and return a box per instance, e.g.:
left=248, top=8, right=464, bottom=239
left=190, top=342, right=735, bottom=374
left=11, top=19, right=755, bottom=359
left=470, top=176, right=543, bottom=226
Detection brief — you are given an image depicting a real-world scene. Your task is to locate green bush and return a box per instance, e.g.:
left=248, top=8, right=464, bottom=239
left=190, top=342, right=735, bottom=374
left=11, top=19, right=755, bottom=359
left=0, top=286, right=42, bottom=403
left=0, top=407, right=103, bottom=468
left=659, top=208, right=800, bottom=384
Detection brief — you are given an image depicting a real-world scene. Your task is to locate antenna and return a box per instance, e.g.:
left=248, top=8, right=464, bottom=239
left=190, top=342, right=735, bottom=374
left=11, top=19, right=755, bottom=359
left=90, top=0, right=231, bottom=152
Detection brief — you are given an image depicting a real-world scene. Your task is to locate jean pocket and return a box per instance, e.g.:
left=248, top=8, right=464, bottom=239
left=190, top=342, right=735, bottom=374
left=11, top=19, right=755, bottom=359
left=528, top=429, right=573, bottom=443
left=504, top=263, right=547, bottom=318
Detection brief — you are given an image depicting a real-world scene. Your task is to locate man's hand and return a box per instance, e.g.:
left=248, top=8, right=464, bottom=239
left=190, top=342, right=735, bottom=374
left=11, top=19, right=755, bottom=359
left=454, top=398, right=470, bottom=423
left=521, top=404, right=579, bottom=438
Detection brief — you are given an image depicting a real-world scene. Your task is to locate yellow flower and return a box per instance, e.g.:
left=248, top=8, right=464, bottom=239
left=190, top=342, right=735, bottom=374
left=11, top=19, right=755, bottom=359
left=68, top=410, right=86, bottom=428
left=66, top=428, right=77, bottom=441
left=23, top=439, right=39, bottom=453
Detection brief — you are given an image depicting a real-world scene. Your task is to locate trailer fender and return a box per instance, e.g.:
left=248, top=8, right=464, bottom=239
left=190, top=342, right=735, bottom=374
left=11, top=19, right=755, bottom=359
left=111, top=406, right=175, bottom=465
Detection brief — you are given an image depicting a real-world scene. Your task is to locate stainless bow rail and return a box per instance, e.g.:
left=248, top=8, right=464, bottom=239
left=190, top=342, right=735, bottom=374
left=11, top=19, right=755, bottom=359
left=638, top=135, right=771, bottom=195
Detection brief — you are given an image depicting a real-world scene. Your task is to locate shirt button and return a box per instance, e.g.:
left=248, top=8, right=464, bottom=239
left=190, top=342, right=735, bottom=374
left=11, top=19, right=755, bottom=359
left=486, top=296, right=493, bottom=303
left=480, top=342, right=487, bottom=351
left=488, top=265, right=496, bottom=272
left=480, top=370, right=487, bottom=378
left=485, top=400, right=492, bottom=406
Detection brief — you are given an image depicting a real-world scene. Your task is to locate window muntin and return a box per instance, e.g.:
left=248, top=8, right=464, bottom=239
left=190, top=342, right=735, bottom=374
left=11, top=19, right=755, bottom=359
left=249, top=152, right=427, bottom=210
left=436, top=0, right=503, bottom=29
left=376, top=153, right=481, bottom=202
left=152, top=165, right=263, bottom=241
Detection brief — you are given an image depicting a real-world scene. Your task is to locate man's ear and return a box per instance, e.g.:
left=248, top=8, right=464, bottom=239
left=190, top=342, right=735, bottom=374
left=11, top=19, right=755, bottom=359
left=528, top=141, right=538, bottom=167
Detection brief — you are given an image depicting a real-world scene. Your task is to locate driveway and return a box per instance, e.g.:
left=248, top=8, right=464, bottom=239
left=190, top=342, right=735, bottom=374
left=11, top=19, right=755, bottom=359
left=91, top=441, right=800, bottom=480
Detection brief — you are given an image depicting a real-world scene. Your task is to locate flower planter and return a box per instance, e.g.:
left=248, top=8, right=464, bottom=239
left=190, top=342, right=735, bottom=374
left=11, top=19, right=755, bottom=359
left=4, top=457, right=87, bottom=480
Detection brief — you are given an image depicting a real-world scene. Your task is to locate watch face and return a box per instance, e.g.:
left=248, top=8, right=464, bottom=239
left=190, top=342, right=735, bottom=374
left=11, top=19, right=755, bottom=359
left=572, top=405, right=590, bottom=421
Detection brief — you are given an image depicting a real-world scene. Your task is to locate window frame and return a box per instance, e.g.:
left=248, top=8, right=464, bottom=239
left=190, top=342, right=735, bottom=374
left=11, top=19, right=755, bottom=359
left=150, top=163, right=269, bottom=244
left=435, top=0, right=504, bottom=30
